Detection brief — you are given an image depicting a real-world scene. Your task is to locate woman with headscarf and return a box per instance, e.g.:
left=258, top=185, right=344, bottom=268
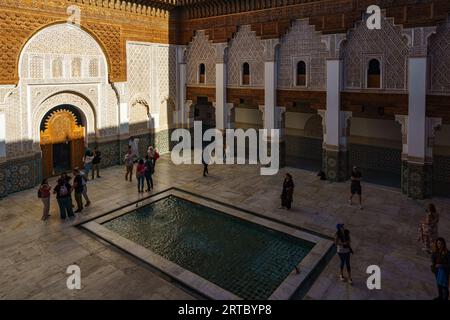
left=431, top=238, right=449, bottom=300
left=280, top=173, right=294, bottom=210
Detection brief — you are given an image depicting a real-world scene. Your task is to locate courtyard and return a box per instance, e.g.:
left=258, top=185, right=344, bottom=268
left=0, top=155, right=448, bottom=300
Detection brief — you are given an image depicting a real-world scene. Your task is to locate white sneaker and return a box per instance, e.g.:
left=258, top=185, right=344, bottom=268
left=348, top=279, right=353, bottom=285
left=340, top=275, right=345, bottom=281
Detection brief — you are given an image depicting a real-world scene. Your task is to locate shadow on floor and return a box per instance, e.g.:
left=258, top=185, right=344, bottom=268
left=359, top=168, right=401, bottom=189
left=286, top=156, right=322, bottom=173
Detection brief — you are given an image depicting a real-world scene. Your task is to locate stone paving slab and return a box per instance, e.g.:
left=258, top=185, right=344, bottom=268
left=0, top=154, right=449, bottom=300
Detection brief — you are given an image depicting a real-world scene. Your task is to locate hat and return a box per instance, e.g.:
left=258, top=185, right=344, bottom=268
left=336, top=224, right=344, bottom=230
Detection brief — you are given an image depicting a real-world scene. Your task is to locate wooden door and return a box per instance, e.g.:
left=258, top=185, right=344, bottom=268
left=71, top=138, right=85, bottom=170
left=41, top=144, right=53, bottom=178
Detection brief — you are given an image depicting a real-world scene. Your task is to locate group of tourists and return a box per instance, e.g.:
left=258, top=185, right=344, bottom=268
left=38, top=147, right=101, bottom=221
left=124, top=137, right=159, bottom=193
left=282, top=167, right=447, bottom=299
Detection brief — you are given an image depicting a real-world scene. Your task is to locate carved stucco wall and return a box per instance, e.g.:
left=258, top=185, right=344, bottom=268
left=127, top=42, right=176, bottom=131
left=342, top=15, right=409, bottom=91
left=278, top=19, right=327, bottom=90
left=186, top=31, right=216, bottom=86
left=3, top=23, right=120, bottom=159
left=429, top=18, right=450, bottom=95
left=228, top=25, right=264, bottom=88
left=0, top=0, right=172, bottom=85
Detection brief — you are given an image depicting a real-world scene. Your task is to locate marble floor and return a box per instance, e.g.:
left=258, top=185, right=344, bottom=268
left=0, top=154, right=449, bottom=300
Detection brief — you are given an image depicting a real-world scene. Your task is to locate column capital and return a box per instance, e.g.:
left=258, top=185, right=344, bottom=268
left=262, top=38, right=280, bottom=62
left=403, top=27, right=436, bottom=58
left=176, top=45, right=187, bottom=64
left=321, top=33, right=346, bottom=60
left=213, top=43, right=228, bottom=64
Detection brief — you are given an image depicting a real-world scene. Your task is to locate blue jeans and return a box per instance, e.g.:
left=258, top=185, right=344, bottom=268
left=84, top=162, right=93, bottom=176
left=145, top=174, right=153, bottom=190
left=338, top=252, right=351, bottom=272
left=57, top=197, right=74, bottom=219
left=137, top=175, right=145, bottom=192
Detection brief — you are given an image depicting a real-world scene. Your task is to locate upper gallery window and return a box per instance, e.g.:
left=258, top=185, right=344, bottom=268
left=242, top=62, right=250, bottom=85
left=72, top=58, right=82, bottom=77
left=296, top=61, right=307, bottom=87
left=89, top=58, right=99, bottom=77
left=29, top=57, right=43, bottom=79
left=199, top=63, right=206, bottom=84
left=367, top=59, right=381, bottom=89
left=52, top=59, right=63, bottom=78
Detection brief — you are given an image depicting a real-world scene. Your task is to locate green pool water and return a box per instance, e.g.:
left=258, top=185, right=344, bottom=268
left=102, top=195, right=314, bottom=299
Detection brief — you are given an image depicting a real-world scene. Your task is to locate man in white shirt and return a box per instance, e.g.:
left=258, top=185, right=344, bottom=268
left=129, top=136, right=140, bottom=160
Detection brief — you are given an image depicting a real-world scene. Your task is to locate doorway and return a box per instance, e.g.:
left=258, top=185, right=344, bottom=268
left=40, top=105, right=85, bottom=177
left=52, top=142, right=72, bottom=175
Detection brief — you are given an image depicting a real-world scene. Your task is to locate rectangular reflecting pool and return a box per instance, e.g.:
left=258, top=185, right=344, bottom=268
left=82, top=189, right=333, bottom=300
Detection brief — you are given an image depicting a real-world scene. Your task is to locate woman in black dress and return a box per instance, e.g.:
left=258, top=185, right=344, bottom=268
left=280, top=173, right=294, bottom=210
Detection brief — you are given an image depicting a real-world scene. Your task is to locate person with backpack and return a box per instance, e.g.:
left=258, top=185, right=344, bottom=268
left=72, top=168, right=85, bottom=213
left=144, top=155, right=154, bottom=192
left=136, top=159, right=146, bottom=193
left=38, top=178, right=51, bottom=221
left=53, top=178, right=74, bottom=220
left=335, top=224, right=353, bottom=284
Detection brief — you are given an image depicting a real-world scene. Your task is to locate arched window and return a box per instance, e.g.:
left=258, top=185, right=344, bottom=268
left=30, top=56, right=43, bottom=79
left=199, top=63, right=206, bottom=84
left=367, top=59, right=381, bottom=88
left=89, top=58, right=98, bottom=77
left=72, top=58, right=82, bottom=77
left=296, top=61, right=307, bottom=87
left=242, top=62, right=250, bottom=85
left=52, top=58, right=63, bottom=78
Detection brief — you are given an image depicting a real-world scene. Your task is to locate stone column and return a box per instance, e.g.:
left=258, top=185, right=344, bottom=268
left=111, top=82, right=129, bottom=164
left=0, top=112, right=5, bottom=159
left=176, top=45, right=187, bottom=128
left=262, top=39, right=285, bottom=167
left=395, top=115, right=409, bottom=194
left=401, top=27, right=436, bottom=199
left=323, top=59, right=350, bottom=181
left=0, top=111, right=5, bottom=197
left=213, top=43, right=229, bottom=131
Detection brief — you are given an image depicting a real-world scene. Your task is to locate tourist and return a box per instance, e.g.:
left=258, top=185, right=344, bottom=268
left=124, top=146, right=134, bottom=182
left=38, top=178, right=51, bottom=221
left=431, top=238, right=449, bottom=300
left=147, top=146, right=154, bottom=162
left=53, top=177, right=74, bottom=220
left=153, top=147, right=160, bottom=171
left=317, top=171, right=327, bottom=181
left=129, top=136, right=140, bottom=159
left=280, top=173, right=294, bottom=210
left=83, top=149, right=95, bottom=180
left=418, top=204, right=439, bottom=253
left=348, top=166, right=363, bottom=210
left=136, top=159, right=146, bottom=193
left=144, top=155, right=154, bottom=192
left=61, top=173, right=74, bottom=208
left=72, top=169, right=85, bottom=213
left=335, top=224, right=353, bottom=284
left=80, top=169, right=91, bottom=207
left=202, top=152, right=209, bottom=177
left=91, top=146, right=102, bottom=180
